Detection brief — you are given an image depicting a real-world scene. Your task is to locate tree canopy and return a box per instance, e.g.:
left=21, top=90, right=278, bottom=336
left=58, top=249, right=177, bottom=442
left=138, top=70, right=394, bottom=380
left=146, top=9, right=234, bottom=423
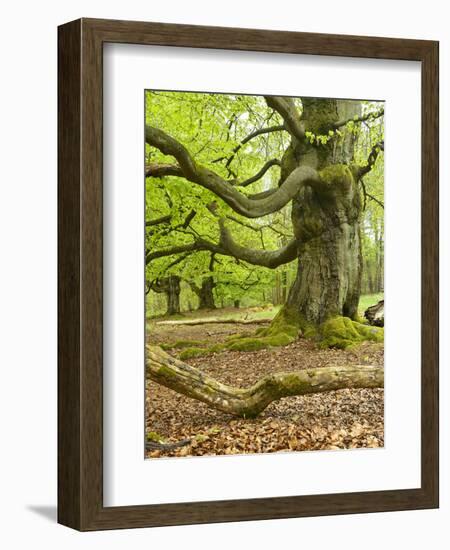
left=145, top=91, right=384, bottom=321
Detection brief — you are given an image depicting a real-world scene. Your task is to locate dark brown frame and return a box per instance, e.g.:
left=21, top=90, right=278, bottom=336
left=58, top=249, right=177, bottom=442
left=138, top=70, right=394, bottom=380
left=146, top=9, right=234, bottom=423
left=58, top=18, right=439, bottom=531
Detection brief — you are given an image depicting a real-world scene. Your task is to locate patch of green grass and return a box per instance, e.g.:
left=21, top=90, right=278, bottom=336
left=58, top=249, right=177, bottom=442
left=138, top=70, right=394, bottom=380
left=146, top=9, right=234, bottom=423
left=358, top=293, right=383, bottom=316
left=147, top=305, right=281, bottom=323
left=241, top=305, right=282, bottom=321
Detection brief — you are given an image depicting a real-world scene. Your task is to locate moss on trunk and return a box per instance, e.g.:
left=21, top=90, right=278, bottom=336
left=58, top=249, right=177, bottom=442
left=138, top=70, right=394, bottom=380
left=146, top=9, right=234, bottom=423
left=281, top=99, right=364, bottom=326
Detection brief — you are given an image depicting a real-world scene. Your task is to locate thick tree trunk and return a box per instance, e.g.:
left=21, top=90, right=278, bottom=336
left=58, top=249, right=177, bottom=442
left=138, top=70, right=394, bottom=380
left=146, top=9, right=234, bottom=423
left=147, top=345, right=384, bottom=418
left=149, top=275, right=181, bottom=315
left=287, top=193, right=362, bottom=323
left=283, top=98, right=363, bottom=324
left=198, top=276, right=216, bottom=310
left=166, top=275, right=181, bottom=315
left=188, top=277, right=216, bottom=310
left=187, top=254, right=217, bottom=311
left=376, top=228, right=384, bottom=292
left=281, top=270, right=288, bottom=303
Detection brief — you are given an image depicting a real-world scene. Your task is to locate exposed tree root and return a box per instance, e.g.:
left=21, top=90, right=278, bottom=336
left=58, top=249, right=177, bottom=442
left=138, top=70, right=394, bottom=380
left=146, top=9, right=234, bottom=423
left=169, top=307, right=384, bottom=359
left=147, top=345, right=384, bottom=418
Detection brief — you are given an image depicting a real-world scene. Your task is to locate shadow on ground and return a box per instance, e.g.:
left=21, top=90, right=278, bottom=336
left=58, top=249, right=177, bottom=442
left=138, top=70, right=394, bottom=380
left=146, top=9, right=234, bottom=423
left=27, top=505, right=57, bottom=523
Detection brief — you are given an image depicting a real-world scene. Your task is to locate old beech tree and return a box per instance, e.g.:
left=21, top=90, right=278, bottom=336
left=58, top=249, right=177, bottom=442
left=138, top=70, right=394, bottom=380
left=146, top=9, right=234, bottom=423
left=145, top=94, right=384, bottom=416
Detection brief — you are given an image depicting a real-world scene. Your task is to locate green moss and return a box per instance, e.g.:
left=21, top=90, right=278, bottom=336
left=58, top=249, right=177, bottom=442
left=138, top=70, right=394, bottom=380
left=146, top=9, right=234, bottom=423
left=319, top=164, right=354, bottom=191
left=210, top=343, right=225, bottom=353
left=178, top=347, right=209, bottom=360
left=157, top=365, right=177, bottom=378
left=319, top=316, right=384, bottom=349
left=354, top=315, right=369, bottom=325
left=225, top=306, right=317, bottom=353
left=147, top=431, right=165, bottom=443
left=225, top=338, right=269, bottom=352
left=171, top=310, right=383, bottom=359
left=224, top=332, right=294, bottom=352
left=172, top=339, right=208, bottom=349
left=225, top=332, right=250, bottom=342
left=265, top=333, right=295, bottom=346
left=261, top=306, right=306, bottom=339
left=352, top=321, right=384, bottom=343
left=280, top=373, right=309, bottom=394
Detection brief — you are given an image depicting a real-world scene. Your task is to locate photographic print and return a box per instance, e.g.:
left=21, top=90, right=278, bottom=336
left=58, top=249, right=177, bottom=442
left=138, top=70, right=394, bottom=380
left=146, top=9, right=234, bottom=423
left=145, top=91, right=384, bottom=459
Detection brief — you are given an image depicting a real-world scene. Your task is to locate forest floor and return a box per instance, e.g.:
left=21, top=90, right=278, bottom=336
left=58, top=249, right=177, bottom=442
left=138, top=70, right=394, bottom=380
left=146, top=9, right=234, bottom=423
left=145, top=301, right=384, bottom=459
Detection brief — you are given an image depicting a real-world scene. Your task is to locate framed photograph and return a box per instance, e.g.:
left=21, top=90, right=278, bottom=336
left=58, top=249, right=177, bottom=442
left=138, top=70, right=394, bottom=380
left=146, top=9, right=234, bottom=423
left=58, top=18, right=439, bottom=530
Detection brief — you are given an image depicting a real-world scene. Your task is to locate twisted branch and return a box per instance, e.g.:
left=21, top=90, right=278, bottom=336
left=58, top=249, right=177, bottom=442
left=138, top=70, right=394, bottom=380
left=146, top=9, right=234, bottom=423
left=147, top=345, right=384, bottom=418
left=146, top=125, right=319, bottom=218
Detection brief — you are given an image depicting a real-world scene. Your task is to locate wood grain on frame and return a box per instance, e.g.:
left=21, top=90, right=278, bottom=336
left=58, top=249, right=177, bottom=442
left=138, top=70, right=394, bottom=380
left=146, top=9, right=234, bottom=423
left=58, top=18, right=439, bottom=531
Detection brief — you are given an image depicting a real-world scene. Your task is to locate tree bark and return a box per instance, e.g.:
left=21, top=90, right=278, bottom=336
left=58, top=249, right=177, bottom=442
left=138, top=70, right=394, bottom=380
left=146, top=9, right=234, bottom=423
left=147, top=345, right=384, bottom=418
left=286, top=184, right=363, bottom=322
left=282, top=98, right=364, bottom=324
left=150, top=276, right=181, bottom=315
left=166, top=275, right=181, bottom=315
left=187, top=270, right=216, bottom=311
left=146, top=97, right=384, bottom=329
left=198, top=277, right=216, bottom=310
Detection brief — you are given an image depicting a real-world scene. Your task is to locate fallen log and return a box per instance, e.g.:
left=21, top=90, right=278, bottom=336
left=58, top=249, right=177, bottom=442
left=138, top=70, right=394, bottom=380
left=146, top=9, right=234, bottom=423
left=155, top=317, right=271, bottom=326
left=146, top=345, right=384, bottom=418
left=364, top=300, right=384, bottom=327
left=146, top=438, right=191, bottom=452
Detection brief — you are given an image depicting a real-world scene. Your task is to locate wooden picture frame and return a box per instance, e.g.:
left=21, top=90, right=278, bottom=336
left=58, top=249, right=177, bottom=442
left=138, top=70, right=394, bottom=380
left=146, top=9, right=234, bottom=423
left=58, top=18, right=439, bottom=531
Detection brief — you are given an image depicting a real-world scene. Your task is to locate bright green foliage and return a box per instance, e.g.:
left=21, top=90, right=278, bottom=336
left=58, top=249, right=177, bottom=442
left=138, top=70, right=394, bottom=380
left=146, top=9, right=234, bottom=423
left=146, top=92, right=298, bottom=313
left=145, top=91, right=384, bottom=322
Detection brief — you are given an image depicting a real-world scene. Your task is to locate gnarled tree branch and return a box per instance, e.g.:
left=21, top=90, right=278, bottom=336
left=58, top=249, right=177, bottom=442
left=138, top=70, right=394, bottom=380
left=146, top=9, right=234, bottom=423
left=332, top=108, right=385, bottom=130
left=146, top=220, right=297, bottom=268
left=212, top=124, right=285, bottom=165
left=218, top=218, right=298, bottom=268
left=145, top=209, right=196, bottom=233
left=147, top=158, right=281, bottom=189
left=145, top=162, right=183, bottom=178
left=264, top=96, right=305, bottom=141
left=357, top=141, right=384, bottom=178
left=236, top=158, right=281, bottom=187
left=147, top=345, right=384, bottom=418
left=146, top=241, right=220, bottom=264
left=146, top=125, right=320, bottom=218
left=359, top=177, right=384, bottom=210
left=146, top=126, right=198, bottom=179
